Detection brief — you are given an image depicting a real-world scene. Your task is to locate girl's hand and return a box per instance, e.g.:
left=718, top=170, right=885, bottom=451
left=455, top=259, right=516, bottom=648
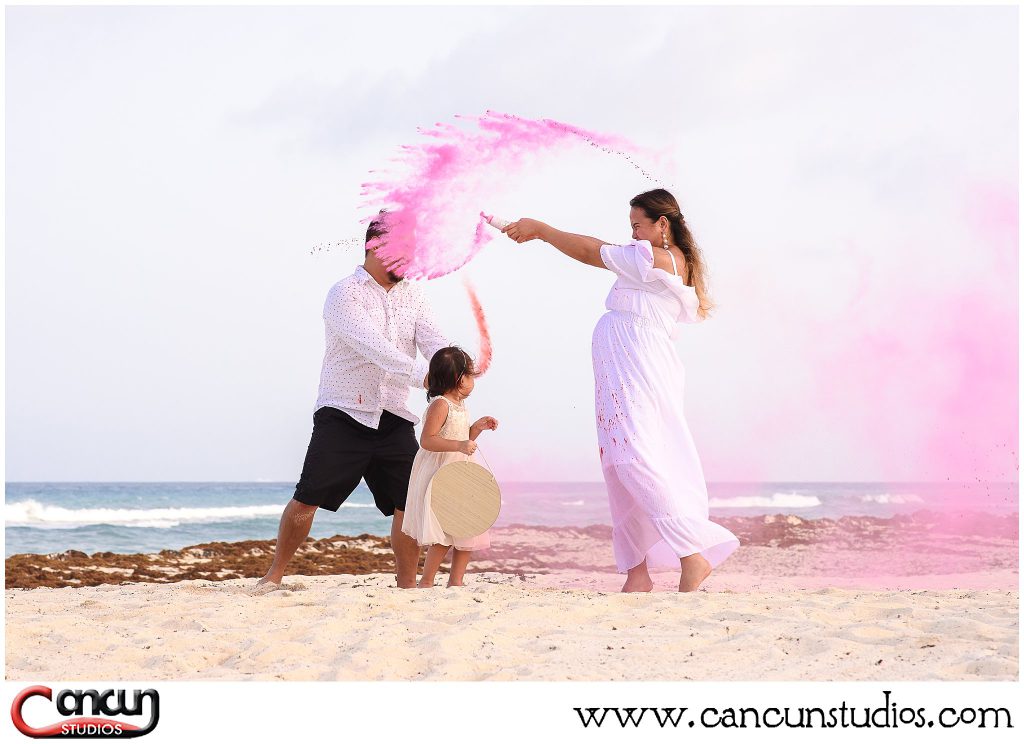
left=472, top=416, right=498, bottom=433
left=458, top=440, right=478, bottom=456
left=503, top=218, right=546, bottom=244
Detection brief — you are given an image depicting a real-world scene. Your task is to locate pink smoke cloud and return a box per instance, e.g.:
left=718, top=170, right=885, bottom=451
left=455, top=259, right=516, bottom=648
left=807, top=184, right=1018, bottom=485
left=359, top=111, right=660, bottom=279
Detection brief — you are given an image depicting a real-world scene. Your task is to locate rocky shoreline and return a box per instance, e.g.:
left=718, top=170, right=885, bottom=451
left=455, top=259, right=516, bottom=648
left=6, top=512, right=1017, bottom=590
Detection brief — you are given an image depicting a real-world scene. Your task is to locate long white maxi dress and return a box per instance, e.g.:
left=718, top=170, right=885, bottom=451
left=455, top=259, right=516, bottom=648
left=592, top=240, right=739, bottom=573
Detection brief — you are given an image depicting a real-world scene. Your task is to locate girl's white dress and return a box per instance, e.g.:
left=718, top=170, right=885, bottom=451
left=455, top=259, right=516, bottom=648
left=592, top=240, right=739, bottom=573
left=402, top=396, right=490, bottom=550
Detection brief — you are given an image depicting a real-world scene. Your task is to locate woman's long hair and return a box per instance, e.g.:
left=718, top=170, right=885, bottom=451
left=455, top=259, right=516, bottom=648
left=629, top=189, right=714, bottom=319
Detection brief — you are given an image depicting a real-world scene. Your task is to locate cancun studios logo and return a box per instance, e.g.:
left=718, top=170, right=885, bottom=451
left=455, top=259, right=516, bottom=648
left=11, top=686, right=159, bottom=739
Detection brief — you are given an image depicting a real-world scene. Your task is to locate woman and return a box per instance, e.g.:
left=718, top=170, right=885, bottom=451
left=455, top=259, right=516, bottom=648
left=503, top=189, right=738, bottom=592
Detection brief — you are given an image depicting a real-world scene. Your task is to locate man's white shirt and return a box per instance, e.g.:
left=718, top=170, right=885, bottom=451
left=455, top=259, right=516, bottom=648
left=314, top=266, right=451, bottom=428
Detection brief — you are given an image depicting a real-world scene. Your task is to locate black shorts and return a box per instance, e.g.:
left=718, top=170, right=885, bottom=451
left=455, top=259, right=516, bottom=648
left=293, top=407, right=418, bottom=516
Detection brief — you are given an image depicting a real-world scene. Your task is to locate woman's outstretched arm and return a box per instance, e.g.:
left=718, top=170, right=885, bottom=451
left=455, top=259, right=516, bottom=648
left=503, top=218, right=608, bottom=269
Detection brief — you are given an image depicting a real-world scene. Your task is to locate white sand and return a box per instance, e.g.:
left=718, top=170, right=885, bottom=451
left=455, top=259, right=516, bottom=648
left=5, top=573, right=1017, bottom=681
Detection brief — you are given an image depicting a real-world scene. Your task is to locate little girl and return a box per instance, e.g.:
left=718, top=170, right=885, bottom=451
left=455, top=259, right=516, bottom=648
left=403, top=346, right=498, bottom=588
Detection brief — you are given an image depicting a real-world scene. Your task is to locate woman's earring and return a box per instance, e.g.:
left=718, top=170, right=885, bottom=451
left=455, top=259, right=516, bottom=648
left=661, top=230, right=669, bottom=250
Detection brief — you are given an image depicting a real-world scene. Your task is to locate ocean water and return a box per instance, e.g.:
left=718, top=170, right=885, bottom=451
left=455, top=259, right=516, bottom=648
left=3, top=481, right=1017, bottom=557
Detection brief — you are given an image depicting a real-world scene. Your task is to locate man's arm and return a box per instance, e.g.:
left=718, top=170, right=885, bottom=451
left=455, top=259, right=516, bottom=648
left=325, top=286, right=422, bottom=388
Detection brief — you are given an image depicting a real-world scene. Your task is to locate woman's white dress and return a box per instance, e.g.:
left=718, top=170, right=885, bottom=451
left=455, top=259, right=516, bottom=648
left=402, top=396, right=490, bottom=551
left=592, top=240, right=738, bottom=572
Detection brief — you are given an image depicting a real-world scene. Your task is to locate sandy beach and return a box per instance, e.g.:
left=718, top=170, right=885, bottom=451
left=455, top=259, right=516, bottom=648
left=5, top=515, right=1018, bottom=681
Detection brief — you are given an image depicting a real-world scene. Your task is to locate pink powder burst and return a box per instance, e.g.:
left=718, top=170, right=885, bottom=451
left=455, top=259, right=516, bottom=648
left=462, top=278, right=492, bottom=376
left=359, top=111, right=661, bottom=280
left=472, top=212, right=493, bottom=256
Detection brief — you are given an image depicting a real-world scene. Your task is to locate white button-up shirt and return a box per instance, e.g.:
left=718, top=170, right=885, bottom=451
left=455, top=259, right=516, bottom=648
left=314, top=265, right=451, bottom=428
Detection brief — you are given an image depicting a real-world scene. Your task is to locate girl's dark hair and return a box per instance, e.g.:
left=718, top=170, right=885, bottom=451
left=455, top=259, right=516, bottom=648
left=426, top=346, right=475, bottom=399
left=629, top=189, right=713, bottom=319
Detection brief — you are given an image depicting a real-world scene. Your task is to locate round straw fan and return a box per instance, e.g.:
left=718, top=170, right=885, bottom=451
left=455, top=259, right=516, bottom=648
left=429, top=461, right=501, bottom=539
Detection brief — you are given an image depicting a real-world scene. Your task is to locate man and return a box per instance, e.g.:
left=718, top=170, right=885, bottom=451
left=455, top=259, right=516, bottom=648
left=254, top=213, right=450, bottom=593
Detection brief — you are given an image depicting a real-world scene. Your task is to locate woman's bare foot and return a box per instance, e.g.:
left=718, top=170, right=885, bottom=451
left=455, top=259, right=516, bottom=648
left=446, top=579, right=465, bottom=588
left=621, top=576, right=654, bottom=593
left=678, top=553, right=712, bottom=592
left=621, top=560, right=654, bottom=593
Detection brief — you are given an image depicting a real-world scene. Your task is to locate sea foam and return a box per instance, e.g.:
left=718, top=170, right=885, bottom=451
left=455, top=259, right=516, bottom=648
left=4, top=499, right=371, bottom=529
left=709, top=493, right=822, bottom=509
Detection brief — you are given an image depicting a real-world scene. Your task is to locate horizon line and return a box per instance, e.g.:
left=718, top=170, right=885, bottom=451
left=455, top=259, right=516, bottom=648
left=4, top=479, right=1019, bottom=486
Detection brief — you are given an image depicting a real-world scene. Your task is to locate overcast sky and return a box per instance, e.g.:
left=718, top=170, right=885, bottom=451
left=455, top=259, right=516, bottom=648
left=5, top=4, right=1017, bottom=483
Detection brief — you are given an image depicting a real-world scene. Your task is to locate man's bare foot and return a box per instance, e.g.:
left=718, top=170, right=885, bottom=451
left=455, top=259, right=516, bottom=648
left=250, top=578, right=282, bottom=596
left=621, top=575, right=654, bottom=593
left=679, top=553, right=712, bottom=592
left=447, top=580, right=465, bottom=587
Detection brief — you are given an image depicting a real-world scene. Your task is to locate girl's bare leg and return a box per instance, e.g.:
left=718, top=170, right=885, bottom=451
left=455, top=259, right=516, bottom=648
left=447, top=549, right=472, bottom=587
left=418, top=544, right=450, bottom=588
left=621, top=558, right=654, bottom=593
left=679, top=552, right=712, bottom=592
